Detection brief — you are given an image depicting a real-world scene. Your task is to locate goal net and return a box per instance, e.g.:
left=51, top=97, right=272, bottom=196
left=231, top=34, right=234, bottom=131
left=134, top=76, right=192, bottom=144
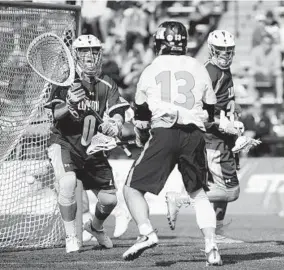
left=0, top=1, right=80, bottom=251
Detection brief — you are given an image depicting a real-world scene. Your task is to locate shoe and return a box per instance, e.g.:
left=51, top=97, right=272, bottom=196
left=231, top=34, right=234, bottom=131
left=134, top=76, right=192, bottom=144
left=82, top=229, right=94, bottom=243
left=84, top=220, right=113, bottom=248
left=206, top=246, right=223, bottom=266
left=65, top=235, right=81, bottom=253
left=122, top=230, right=158, bottom=261
left=165, top=192, right=190, bottom=230
left=113, top=211, right=132, bottom=238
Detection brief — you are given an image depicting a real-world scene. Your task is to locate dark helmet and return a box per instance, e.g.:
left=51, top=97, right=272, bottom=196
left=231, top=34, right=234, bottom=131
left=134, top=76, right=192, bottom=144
left=153, top=21, right=188, bottom=56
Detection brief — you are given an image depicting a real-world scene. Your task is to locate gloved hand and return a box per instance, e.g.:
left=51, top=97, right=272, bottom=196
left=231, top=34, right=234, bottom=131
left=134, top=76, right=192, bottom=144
left=66, top=80, right=86, bottom=105
left=219, top=111, right=239, bottom=135
left=66, top=80, right=86, bottom=118
left=99, top=118, right=122, bottom=138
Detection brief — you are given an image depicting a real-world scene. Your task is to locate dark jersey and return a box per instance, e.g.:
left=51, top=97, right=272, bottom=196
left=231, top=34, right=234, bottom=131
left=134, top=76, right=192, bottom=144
left=204, top=60, right=237, bottom=142
left=204, top=60, right=235, bottom=118
left=45, top=74, right=129, bottom=156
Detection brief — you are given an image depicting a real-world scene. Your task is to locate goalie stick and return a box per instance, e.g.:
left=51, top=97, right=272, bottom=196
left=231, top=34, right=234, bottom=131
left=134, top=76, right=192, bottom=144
left=26, top=32, right=132, bottom=157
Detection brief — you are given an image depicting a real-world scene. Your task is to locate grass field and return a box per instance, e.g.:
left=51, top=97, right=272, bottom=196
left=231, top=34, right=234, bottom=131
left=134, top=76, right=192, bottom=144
left=1, top=214, right=284, bottom=270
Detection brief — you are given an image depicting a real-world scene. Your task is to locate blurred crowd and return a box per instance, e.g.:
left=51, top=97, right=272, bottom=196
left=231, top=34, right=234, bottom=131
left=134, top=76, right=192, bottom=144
left=80, top=0, right=224, bottom=100
left=31, top=0, right=284, bottom=157
left=233, top=1, right=284, bottom=157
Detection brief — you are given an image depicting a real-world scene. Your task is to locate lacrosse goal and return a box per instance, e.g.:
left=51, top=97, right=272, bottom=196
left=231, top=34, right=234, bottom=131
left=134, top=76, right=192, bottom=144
left=0, top=1, right=81, bottom=251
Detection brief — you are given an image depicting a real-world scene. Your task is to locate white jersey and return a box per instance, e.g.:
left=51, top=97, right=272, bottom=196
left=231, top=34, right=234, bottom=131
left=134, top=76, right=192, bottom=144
left=135, top=55, right=216, bottom=131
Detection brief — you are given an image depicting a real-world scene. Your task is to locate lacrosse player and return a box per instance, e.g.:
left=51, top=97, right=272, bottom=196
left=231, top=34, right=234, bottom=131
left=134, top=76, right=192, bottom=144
left=45, top=34, right=129, bottom=253
left=122, top=21, right=223, bottom=266
left=166, top=30, right=259, bottom=242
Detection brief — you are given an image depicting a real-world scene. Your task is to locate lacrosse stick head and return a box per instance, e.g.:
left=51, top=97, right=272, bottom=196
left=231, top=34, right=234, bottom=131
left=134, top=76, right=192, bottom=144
left=232, top=136, right=262, bottom=154
left=86, top=133, right=117, bottom=155
left=26, top=32, right=75, bottom=86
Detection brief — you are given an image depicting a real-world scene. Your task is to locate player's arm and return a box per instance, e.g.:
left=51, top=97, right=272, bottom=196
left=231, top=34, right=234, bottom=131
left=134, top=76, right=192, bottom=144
left=45, top=81, right=86, bottom=120
left=44, top=85, right=69, bottom=120
left=100, top=78, right=130, bottom=137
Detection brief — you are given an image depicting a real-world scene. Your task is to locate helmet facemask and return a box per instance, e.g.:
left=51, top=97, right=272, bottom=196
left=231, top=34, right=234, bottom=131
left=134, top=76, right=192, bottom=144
left=74, top=46, right=103, bottom=79
left=209, top=44, right=235, bottom=70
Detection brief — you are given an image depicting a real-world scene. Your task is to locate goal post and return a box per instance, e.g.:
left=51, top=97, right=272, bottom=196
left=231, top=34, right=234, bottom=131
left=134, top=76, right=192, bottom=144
left=0, top=1, right=82, bottom=251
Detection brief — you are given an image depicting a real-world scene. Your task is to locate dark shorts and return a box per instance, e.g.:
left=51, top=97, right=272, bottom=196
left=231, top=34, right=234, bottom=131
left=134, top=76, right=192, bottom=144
left=47, top=135, right=115, bottom=191
left=125, top=125, right=209, bottom=195
left=205, top=133, right=239, bottom=189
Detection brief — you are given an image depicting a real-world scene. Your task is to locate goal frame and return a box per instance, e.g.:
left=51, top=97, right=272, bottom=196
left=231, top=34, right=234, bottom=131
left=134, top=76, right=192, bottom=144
left=0, top=0, right=83, bottom=248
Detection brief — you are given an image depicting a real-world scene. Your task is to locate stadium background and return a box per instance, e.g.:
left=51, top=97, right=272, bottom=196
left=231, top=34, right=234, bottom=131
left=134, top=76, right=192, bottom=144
left=1, top=0, right=284, bottom=269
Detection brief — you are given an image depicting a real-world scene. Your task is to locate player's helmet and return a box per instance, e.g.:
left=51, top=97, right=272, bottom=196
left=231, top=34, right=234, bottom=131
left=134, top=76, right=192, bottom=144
left=72, top=35, right=103, bottom=78
left=207, top=30, right=235, bottom=69
left=153, top=21, right=188, bottom=56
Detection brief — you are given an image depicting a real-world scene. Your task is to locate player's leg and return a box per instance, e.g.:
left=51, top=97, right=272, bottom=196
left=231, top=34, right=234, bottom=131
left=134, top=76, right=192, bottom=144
left=206, top=136, right=240, bottom=240
left=123, top=128, right=178, bottom=260
left=112, top=184, right=132, bottom=238
left=178, top=126, right=222, bottom=266
left=82, top=155, right=117, bottom=248
left=47, top=143, right=80, bottom=253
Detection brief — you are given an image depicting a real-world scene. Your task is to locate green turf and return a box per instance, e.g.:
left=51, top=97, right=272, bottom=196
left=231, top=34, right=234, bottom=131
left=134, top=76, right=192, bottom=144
left=1, top=214, right=284, bottom=270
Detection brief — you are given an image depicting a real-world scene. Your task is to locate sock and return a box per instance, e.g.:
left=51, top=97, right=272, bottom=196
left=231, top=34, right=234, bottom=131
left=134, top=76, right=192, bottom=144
left=216, top=220, right=223, bottom=228
left=205, top=236, right=217, bottom=253
left=64, top=220, right=76, bottom=237
left=91, top=203, right=109, bottom=231
left=138, top=219, right=153, bottom=236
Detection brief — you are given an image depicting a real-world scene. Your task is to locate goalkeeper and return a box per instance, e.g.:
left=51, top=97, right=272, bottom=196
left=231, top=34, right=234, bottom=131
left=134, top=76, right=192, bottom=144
left=45, top=35, right=129, bottom=253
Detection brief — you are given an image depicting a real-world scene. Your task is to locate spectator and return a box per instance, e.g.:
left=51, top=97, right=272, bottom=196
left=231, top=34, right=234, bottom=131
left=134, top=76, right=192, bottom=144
left=241, top=102, right=272, bottom=156
left=188, top=0, right=215, bottom=47
left=251, top=14, right=266, bottom=48
left=250, top=33, right=283, bottom=103
left=264, top=9, right=280, bottom=44
left=121, top=1, right=149, bottom=52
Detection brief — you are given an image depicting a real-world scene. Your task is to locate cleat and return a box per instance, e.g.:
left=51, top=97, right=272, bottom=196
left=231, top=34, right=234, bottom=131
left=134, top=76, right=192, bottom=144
left=65, top=235, right=81, bottom=253
left=113, top=211, right=132, bottom=238
left=123, top=230, right=158, bottom=261
left=165, top=192, right=190, bottom=230
left=84, top=220, right=113, bottom=248
left=206, top=247, right=223, bottom=266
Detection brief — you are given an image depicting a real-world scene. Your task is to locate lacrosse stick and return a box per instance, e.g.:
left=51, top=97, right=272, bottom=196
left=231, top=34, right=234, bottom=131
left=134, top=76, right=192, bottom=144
left=226, top=103, right=262, bottom=154
left=26, top=32, right=132, bottom=157
left=86, top=134, right=137, bottom=155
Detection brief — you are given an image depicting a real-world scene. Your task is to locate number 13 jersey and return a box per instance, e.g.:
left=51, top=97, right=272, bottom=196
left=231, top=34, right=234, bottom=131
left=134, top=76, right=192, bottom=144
left=135, top=55, right=216, bottom=131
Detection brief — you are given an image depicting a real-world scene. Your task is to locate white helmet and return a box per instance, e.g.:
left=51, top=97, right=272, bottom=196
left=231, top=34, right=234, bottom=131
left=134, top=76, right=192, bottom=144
left=72, top=35, right=103, bottom=78
left=207, top=30, right=235, bottom=70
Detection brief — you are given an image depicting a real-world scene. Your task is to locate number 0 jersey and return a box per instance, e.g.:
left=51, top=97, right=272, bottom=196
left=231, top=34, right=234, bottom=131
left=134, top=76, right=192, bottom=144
left=135, top=55, right=216, bottom=131
left=45, top=74, right=129, bottom=157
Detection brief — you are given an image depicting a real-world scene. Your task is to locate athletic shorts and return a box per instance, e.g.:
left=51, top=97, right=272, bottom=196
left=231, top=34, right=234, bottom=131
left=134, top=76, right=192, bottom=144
left=125, top=125, right=209, bottom=195
left=207, top=180, right=240, bottom=203
left=205, top=133, right=239, bottom=189
left=47, top=137, right=115, bottom=191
